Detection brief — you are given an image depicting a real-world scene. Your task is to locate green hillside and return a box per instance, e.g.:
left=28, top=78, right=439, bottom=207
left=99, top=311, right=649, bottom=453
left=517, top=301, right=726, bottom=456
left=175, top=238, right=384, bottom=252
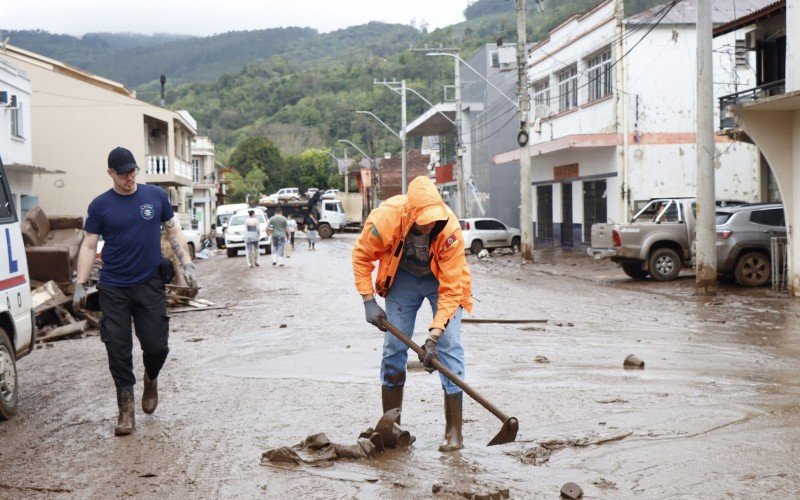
left=3, top=0, right=667, bottom=163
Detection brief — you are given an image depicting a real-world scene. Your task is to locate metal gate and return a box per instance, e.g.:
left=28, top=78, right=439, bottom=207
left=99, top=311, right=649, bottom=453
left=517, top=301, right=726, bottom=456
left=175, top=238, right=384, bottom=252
left=770, top=237, right=788, bottom=292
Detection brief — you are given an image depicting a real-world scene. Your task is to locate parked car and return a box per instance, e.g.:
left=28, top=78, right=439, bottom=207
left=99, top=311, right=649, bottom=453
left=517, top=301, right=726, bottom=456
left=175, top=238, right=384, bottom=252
left=459, top=218, right=520, bottom=254
left=707, top=203, right=785, bottom=286
left=275, top=187, right=300, bottom=201
left=305, top=187, right=319, bottom=199
left=589, top=198, right=747, bottom=282
left=321, top=189, right=339, bottom=199
left=182, top=228, right=200, bottom=260
left=223, top=209, right=270, bottom=257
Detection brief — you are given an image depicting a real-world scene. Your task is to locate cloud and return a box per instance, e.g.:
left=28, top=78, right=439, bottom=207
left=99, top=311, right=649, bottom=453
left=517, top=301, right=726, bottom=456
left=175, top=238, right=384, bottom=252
left=1, top=0, right=468, bottom=36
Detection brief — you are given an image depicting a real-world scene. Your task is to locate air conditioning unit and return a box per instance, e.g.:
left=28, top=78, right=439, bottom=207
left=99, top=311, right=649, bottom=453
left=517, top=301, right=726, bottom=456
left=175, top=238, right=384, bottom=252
left=744, top=29, right=759, bottom=50
left=498, top=46, right=516, bottom=71
left=490, top=51, right=499, bottom=68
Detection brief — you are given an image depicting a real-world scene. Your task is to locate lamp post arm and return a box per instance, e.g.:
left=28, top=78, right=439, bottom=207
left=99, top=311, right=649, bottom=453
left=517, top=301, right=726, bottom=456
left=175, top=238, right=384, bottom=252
left=356, top=111, right=401, bottom=139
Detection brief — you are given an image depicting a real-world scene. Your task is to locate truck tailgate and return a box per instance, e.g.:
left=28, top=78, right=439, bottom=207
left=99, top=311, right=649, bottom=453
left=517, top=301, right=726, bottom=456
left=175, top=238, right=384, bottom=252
left=591, top=223, right=616, bottom=248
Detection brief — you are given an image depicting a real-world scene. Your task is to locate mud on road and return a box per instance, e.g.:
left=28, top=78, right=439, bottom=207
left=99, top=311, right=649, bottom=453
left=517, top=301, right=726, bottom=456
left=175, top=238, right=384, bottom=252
left=2, top=234, right=800, bottom=498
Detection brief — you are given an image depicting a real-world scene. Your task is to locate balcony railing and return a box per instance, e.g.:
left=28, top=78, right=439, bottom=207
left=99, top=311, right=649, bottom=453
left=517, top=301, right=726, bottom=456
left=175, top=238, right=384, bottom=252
left=147, top=155, right=170, bottom=175
left=718, top=79, right=785, bottom=130
left=145, top=155, right=192, bottom=180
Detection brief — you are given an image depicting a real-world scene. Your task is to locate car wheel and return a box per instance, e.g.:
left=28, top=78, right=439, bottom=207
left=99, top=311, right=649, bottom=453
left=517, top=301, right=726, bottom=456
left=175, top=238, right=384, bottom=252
left=470, top=240, right=483, bottom=255
left=648, top=248, right=681, bottom=281
left=0, top=328, right=18, bottom=420
left=734, top=251, right=771, bottom=287
left=187, top=242, right=196, bottom=260
left=511, top=236, right=520, bottom=253
left=318, top=224, right=334, bottom=239
left=621, top=262, right=649, bottom=280
left=227, top=248, right=238, bottom=258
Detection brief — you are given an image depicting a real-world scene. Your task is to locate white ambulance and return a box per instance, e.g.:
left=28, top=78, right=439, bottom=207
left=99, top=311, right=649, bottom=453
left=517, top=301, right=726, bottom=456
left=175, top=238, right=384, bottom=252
left=0, top=156, right=35, bottom=420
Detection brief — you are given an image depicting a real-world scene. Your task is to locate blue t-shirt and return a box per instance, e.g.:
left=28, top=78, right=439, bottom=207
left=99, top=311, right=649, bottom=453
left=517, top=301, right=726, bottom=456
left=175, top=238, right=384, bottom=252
left=85, top=184, right=174, bottom=286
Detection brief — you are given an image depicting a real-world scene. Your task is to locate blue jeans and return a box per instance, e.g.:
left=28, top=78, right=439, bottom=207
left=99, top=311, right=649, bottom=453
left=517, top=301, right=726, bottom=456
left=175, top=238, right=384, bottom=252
left=272, top=236, right=286, bottom=263
left=382, top=268, right=464, bottom=395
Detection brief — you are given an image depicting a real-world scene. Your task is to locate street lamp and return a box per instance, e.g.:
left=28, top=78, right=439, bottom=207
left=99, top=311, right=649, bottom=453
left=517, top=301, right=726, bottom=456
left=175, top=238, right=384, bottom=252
left=355, top=110, right=406, bottom=195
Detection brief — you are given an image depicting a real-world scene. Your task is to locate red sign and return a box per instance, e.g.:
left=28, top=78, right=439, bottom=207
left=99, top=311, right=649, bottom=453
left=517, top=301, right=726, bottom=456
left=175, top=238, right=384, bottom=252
left=435, top=163, right=454, bottom=184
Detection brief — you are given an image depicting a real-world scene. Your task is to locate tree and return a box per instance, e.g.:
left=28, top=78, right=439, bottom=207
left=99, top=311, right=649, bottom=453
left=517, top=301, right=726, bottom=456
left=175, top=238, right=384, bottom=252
left=298, top=149, right=336, bottom=191
left=228, top=136, right=282, bottom=176
left=227, top=165, right=268, bottom=203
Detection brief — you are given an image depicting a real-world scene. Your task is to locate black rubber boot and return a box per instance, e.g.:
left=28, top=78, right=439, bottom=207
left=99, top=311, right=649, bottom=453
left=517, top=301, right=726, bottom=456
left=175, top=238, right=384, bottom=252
left=142, top=372, right=158, bottom=414
left=439, top=392, right=463, bottom=452
left=115, top=387, right=135, bottom=436
left=382, top=385, right=404, bottom=424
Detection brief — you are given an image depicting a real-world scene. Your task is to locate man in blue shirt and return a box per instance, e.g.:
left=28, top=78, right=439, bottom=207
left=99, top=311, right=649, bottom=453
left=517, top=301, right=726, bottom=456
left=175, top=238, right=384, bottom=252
left=73, top=147, right=198, bottom=436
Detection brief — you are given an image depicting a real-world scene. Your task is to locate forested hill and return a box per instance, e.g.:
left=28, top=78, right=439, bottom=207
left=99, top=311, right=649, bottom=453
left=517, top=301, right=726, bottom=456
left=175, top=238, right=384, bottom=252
left=3, top=0, right=664, bottom=160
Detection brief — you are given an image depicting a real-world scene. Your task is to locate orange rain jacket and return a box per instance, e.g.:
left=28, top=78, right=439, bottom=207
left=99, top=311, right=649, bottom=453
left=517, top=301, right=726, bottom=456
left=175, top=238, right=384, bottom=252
left=352, top=176, right=472, bottom=331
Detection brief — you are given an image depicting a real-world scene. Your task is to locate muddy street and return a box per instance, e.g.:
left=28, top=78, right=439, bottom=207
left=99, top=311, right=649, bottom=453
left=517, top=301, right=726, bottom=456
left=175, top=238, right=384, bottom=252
left=2, top=233, right=800, bottom=498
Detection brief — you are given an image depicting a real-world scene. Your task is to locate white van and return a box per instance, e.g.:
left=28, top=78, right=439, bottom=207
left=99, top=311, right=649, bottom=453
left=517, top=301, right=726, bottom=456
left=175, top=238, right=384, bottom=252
left=223, top=209, right=270, bottom=257
left=215, top=203, right=249, bottom=248
left=0, top=156, right=35, bottom=420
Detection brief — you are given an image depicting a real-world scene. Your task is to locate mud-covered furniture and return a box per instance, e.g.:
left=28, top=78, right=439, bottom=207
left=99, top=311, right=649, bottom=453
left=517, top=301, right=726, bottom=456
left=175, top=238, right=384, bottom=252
left=21, top=206, right=85, bottom=283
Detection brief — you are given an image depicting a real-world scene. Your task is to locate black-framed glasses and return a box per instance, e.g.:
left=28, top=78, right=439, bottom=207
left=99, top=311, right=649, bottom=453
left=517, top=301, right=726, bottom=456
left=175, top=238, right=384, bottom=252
left=114, top=167, right=140, bottom=178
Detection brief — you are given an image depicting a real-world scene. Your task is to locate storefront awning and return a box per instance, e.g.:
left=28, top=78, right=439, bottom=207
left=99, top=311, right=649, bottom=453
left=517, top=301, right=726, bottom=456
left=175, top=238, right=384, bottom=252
left=405, top=102, right=456, bottom=137
left=493, top=133, right=618, bottom=164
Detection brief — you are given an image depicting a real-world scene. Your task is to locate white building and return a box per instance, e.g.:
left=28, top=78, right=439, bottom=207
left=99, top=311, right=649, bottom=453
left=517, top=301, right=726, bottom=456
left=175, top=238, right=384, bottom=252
left=191, top=135, right=217, bottom=235
left=717, top=0, right=800, bottom=293
left=1, top=44, right=201, bottom=226
left=494, top=0, right=769, bottom=249
left=0, top=57, right=58, bottom=218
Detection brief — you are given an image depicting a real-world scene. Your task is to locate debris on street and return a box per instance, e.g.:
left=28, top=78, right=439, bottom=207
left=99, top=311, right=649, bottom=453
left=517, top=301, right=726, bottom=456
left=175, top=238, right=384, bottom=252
left=624, top=354, right=645, bottom=369
left=509, top=432, right=633, bottom=466
left=560, top=481, right=583, bottom=499
left=432, top=480, right=510, bottom=499
left=261, top=409, right=416, bottom=467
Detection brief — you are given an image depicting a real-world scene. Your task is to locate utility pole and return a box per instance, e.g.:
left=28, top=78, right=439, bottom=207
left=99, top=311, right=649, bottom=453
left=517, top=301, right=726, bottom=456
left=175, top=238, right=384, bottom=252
left=453, top=53, right=468, bottom=218
left=400, top=80, right=408, bottom=195
left=695, top=0, right=716, bottom=295
left=517, top=0, right=534, bottom=263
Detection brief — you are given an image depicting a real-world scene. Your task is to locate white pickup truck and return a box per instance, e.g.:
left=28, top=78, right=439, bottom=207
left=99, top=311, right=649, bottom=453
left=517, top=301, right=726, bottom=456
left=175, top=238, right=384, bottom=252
left=0, top=156, right=35, bottom=420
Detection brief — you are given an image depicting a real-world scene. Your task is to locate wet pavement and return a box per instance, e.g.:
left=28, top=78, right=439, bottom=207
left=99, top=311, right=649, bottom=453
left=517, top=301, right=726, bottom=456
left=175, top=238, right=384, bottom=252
left=2, top=233, right=800, bottom=498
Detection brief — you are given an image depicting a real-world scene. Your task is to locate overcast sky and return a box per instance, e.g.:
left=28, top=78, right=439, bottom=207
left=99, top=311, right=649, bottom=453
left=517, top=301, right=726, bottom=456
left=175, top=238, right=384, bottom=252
left=1, top=0, right=470, bottom=37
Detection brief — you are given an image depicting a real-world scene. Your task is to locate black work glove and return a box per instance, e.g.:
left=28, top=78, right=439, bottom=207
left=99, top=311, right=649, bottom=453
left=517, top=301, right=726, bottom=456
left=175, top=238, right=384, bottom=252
left=419, top=337, right=439, bottom=373
left=363, top=299, right=387, bottom=331
left=72, top=283, right=87, bottom=309
left=183, top=263, right=198, bottom=290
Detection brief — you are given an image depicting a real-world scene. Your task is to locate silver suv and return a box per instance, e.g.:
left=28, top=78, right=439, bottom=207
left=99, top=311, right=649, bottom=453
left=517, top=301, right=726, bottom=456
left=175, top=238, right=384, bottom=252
left=714, top=203, right=785, bottom=286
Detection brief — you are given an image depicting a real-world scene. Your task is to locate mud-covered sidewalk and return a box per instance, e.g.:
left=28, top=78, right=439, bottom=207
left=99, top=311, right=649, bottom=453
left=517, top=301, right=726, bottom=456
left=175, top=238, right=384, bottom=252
left=2, top=233, right=800, bottom=498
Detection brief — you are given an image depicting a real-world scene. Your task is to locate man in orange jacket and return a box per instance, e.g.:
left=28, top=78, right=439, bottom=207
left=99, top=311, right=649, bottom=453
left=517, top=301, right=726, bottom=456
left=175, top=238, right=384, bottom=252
left=353, top=176, right=472, bottom=451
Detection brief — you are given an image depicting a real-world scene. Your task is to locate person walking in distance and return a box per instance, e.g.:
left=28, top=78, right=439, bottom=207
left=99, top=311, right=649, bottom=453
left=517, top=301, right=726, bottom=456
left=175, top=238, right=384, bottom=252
left=287, top=216, right=297, bottom=253
left=268, top=208, right=288, bottom=266
left=73, top=147, right=198, bottom=436
left=352, top=176, right=472, bottom=452
left=306, top=214, right=319, bottom=250
left=244, top=209, right=261, bottom=268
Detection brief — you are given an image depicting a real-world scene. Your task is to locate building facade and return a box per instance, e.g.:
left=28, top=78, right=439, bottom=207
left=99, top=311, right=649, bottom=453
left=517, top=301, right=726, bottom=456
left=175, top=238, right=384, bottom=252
left=716, top=0, right=800, bottom=293
left=191, top=135, right=217, bottom=235
left=1, top=44, right=198, bottom=226
left=0, top=57, right=56, bottom=218
left=493, top=0, right=766, bottom=250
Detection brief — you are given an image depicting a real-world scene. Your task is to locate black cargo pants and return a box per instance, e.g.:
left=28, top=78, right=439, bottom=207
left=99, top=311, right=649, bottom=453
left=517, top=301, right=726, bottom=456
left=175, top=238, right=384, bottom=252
left=98, top=273, right=170, bottom=389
